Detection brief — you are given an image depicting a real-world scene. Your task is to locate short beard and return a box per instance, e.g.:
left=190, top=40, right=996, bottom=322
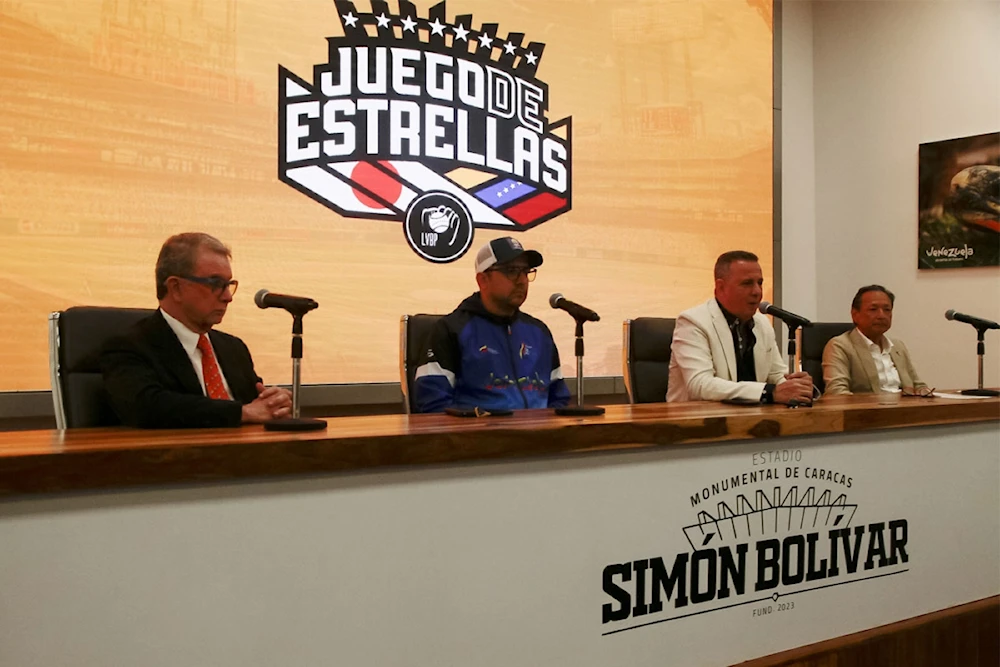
left=492, top=293, right=524, bottom=316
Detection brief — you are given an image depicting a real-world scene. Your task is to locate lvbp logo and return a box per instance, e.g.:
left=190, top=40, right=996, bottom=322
left=279, top=0, right=572, bottom=263
left=601, top=450, right=910, bottom=636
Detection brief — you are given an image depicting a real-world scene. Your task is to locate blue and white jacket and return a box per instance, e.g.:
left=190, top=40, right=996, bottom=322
left=414, top=293, right=571, bottom=413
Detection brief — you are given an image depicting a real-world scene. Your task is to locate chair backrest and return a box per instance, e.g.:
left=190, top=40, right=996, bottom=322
left=399, top=314, right=444, bottom=414
left=800, top=322, right=854, bottom=393
left=623, top=317, right=677, bottom=404
left=49, top=306, right=155, bottom=429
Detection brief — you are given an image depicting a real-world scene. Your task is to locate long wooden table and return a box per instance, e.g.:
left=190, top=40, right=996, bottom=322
left=0, top=396, right=997, bottom=667
left=0, top=394, right=996, bottom=497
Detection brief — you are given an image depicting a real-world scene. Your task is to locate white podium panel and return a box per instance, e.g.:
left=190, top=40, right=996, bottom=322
left=0, top=422, right=997, bottom=667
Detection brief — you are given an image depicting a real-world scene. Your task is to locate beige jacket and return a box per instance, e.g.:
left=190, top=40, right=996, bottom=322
left=822, top=328, right=926, bottom=395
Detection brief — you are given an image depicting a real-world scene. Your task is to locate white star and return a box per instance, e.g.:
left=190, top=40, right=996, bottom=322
left=478, top=33, right=493, bottom=49
left=504, top=41, right=517, bottom=55
left=341, top=12, right=358, bottom=28
left=375, top=12, right=391, bottom=28
left=496, top=192, right=502, bottom=198
left=400, top=15, right=417, bottom=32
left=428, top=18, right=446, bottom=35
left=453, top=24, right=470, bottom=41
left=503, top=187, right=509, bottom=193
left=524, top=52, right=538, bottom=65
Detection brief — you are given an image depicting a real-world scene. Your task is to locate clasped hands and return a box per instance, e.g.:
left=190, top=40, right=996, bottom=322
left=241, top=382, right=293, bottom=423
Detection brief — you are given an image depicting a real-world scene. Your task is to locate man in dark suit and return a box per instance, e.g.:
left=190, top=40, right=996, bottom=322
left=101, top=232, right=292, bottom=428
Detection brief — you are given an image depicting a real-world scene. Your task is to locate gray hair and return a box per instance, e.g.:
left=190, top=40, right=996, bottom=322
left=155, top=232, right=231, bottom=299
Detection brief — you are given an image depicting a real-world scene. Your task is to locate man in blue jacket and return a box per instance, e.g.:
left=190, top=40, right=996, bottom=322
left=414, top=237, right=572, bottom=413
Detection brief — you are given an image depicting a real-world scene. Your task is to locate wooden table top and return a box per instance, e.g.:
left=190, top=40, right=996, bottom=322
left=0, top=394, right=996, bottom=497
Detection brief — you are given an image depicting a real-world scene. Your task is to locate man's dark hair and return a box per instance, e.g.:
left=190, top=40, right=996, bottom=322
left=851, top=284, right=895, bottom=310
left=155, top=232, right=231, bottom=299
left=714, top=250, right=759, bottom=280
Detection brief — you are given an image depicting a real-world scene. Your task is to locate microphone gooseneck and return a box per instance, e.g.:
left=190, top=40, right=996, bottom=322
left=549, top=293, right=600, bottom=322
left=758, top=301, right=811, bottom=327
left=254, top=289, right=319, bottom=314
left=945, top=310, right=999, bottom=330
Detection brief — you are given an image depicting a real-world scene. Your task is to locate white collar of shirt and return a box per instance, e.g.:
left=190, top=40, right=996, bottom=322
left=158, top=308, right=232, bottom=398
left=160, top=308, right=202, bottom=358
left=858, top=330, right=893, bottom=353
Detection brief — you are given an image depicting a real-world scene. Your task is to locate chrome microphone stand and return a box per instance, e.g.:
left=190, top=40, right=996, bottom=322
left=786, top=322, right=803, bottom=373
left=783, top=321, right=817, bottom=407
left=265, top=302, right=327, bottom=431
left=555, top=318, right=605, bottom=417
left=961, top=328, right=1000, bottom=397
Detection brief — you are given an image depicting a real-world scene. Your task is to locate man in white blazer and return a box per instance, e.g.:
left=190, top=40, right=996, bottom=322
left=667, top=251, right=815, bottom=404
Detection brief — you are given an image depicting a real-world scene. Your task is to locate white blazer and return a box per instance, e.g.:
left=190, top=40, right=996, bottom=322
left=667, top=299, right=788, bottom=402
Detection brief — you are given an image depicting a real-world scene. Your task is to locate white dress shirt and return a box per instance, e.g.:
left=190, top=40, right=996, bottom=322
left=159, top=309, right=233, bottom=399
left=857, top=331, right=901, bottom=393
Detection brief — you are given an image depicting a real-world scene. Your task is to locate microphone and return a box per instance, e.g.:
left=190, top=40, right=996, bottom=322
left=945, top=310, right=999, bottom=330
left=254, top=289, right=319, bottom=314
left=758, top=301, right=811, bottom=327
left=549, top=293, right=600, bottom=322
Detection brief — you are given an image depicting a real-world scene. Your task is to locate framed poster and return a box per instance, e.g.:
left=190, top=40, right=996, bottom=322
left=918, top=132, right=1000, bottom=269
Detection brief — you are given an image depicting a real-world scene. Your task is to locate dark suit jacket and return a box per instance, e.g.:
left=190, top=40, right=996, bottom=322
left=101, top=311, right=261, bottom=428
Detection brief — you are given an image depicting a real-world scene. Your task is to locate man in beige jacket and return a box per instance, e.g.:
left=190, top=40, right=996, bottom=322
left=822, top=285, right=927, bottom=395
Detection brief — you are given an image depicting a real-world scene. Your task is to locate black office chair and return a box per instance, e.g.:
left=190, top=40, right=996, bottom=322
left=800, top=322, right=854, bottom=393
left=49, top=306, right=155, bottom=429
left=622, top=317, right=676, bottom=404
left=399, top=314, right=444, bottom=414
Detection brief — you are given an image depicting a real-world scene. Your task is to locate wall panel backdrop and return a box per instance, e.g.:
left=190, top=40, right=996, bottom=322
left=0, top=0, right=773, bottom=391
left=810, top=0, right=1000, bottom=391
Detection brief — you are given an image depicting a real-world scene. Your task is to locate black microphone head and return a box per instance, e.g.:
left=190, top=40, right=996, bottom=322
left=945, top=309, right=957, bottom=321
left=758, top=301, right=772, bottom=315
left=254, top=289, right=270, bottom=309
left=549, top=293, right=563, bottom=309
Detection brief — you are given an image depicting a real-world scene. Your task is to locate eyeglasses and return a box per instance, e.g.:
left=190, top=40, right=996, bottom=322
left=488, top=266, right=537, bottom=282
left=177, top=275, right=239, bottom=296
left=901, top=386, right=935, bottom=398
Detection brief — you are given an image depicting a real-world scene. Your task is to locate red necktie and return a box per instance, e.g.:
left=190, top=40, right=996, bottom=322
left=197, top=334, right=230, bottom=400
